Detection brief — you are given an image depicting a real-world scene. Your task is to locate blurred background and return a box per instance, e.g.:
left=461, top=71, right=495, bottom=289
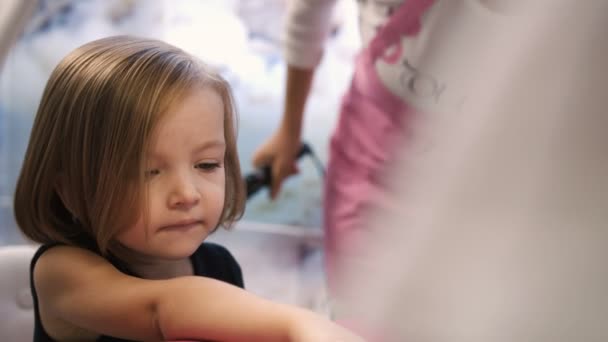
left=0, top=0, right=360, bottom=312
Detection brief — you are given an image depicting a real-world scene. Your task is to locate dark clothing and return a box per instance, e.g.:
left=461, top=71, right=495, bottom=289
left=30, top=242, right=244, bottom=342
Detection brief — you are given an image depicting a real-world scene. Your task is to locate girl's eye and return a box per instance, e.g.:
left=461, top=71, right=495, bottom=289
left=195, top=162, right=221, bottom=171
left=144, top=169, right=160, bottom=178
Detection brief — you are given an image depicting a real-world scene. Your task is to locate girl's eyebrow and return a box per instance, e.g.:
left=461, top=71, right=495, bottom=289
left=147, top=140, right=226, bottom=161
left=193, top=140, right=226, bottom=153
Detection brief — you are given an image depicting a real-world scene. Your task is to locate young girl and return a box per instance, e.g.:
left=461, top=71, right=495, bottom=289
left=13, top=35, right=363, bottom=342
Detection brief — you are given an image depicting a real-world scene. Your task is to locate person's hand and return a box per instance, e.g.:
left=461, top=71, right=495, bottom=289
left=252, top=127, right=302, bottom=199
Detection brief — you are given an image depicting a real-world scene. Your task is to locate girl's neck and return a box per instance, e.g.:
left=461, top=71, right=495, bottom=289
left=132, top=258, right=193, bottom=280
left=117, top=249, right=194, bottom=280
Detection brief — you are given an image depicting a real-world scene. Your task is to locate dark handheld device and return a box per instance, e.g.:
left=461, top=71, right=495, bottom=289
left=245, top=143, right=324, bottom=199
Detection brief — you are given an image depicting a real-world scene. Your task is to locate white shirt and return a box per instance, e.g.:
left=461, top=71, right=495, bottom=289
left=283, top=0, right=404, bottom=69
left=284, top=0, right=512, bottom=113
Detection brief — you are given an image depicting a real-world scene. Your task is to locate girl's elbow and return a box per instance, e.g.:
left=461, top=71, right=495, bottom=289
left=152, top=279, right=194, bottom=341
left=151, top=299, right=168, bottom=341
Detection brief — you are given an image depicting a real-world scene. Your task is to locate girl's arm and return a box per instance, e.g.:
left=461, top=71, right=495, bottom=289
left=35, top=245, right=359, bottom=341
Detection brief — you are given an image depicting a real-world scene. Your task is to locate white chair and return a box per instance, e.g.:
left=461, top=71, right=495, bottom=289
left=0, top=244, right=37, bottom=341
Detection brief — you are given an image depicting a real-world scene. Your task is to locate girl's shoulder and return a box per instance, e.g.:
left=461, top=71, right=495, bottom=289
left=31, top=243, right=61, bottom=273
left=31, top=244, right=114, bottom=299
left=32, top=243, right=104, bottom=275
left=31, top=244, right=113, bottom=341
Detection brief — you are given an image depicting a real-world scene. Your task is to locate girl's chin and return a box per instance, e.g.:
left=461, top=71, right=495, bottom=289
left=116, top=233, right=207, bottom=260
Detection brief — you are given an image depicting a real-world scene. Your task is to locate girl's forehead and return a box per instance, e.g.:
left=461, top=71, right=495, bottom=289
left=163, top=86, right=223, bottom=117
left=146, top=88, right=225, bottom=155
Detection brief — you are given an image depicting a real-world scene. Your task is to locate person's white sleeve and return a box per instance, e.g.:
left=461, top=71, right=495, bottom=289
left=283, top=0, right=338, bottom=69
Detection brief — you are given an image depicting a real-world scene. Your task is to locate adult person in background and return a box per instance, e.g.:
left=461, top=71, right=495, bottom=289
left=253, top=0, right=509, bottom=292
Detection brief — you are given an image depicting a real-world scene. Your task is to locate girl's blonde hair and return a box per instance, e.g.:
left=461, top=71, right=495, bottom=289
left=14, top=35, right=245, bottom=255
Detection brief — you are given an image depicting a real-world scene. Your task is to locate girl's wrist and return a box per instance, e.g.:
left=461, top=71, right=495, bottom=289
left=285, top=307, right=317, bottom=340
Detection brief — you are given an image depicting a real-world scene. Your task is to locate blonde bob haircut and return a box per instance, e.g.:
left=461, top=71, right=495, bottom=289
left=14, top=35, right=245, bottom=255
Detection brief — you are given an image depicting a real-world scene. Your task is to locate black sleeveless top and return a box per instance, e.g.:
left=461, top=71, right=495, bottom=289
left=30, top=242, right=244, bottom=342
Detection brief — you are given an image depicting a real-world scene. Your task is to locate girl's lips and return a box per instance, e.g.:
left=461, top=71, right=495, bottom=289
left=160, top=220, right=202, bottom=231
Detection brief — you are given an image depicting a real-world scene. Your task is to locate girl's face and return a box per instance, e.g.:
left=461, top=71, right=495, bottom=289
left=116, top=87, right=226, bottom=260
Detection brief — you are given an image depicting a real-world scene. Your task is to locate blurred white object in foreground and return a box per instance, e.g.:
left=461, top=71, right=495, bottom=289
left=0, top=0, right=36, bottom=66
left=338, top=1, right=608, bottom=341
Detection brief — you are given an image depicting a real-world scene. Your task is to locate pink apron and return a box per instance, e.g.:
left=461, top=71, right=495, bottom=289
left=324, top=0, right=435, bottom=290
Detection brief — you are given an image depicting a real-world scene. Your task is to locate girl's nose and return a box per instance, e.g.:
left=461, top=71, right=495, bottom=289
left=168, top=174, right=201, bottom=209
